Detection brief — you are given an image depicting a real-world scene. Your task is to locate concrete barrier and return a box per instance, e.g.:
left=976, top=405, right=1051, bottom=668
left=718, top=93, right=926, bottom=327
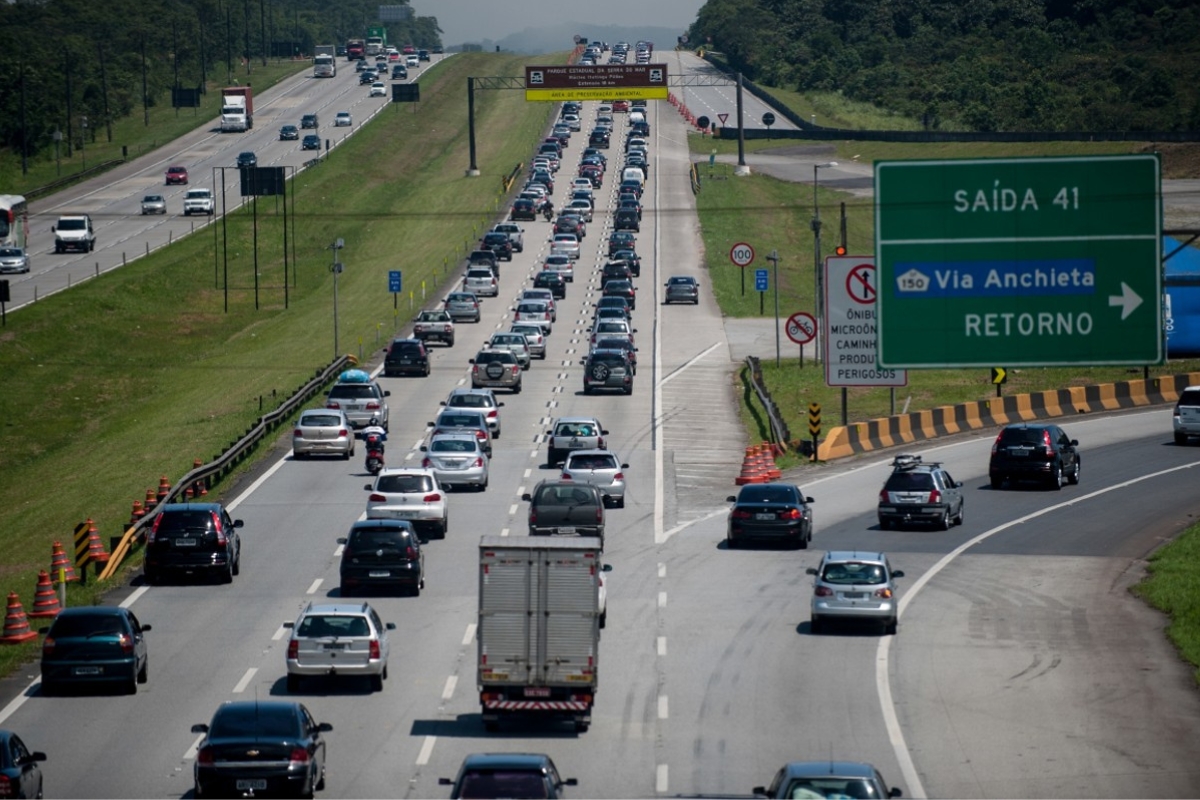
left=817, top=372, right=1200, bottom=461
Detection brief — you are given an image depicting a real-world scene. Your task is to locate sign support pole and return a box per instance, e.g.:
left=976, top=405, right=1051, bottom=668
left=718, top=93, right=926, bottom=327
left=769, top=249, right=781, bottom=367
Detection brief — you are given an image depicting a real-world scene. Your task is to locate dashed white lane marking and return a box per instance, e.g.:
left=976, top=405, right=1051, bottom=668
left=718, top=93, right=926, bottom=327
left=523, top=468, right=532, bottom=478
left=509, top=504, right=519, bottom=515
left=232, top=668, right=257, bottom=694
left=657, top=562, right=666, bottom=579
left=658, top=695, right=669, bottom=719
left=272, top=625, right=288, bottom=641
left=501, top=527, right=510, bottom=537
left=658, top=591, right=667, bottom=608
left=656, top=764, right=669, bottom=793
left=306, top=579, right=323, bottom=595
left=657, top=636, right=667, bottom=656
left=463, top=624, right=477, bottom=646
left=334, top=544, right=345, bottom=557
left=442, top=676, right=458, bottom=701
left=183, top=734, right=204, bottom=761
left=120, top=586, right=148, bottom=608
left=416, top=735, right=437, bottom=765
left=530, top=449, right=539, bottom=458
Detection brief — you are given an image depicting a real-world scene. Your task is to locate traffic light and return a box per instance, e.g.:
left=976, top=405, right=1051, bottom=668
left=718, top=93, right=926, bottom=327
left=836, top=205, right=847, bottom=255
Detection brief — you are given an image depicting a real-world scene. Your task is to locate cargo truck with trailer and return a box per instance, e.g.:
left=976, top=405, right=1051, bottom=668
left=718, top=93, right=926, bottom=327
left=219, top=87, right=253, bottom=132
left=476, top=536, right=608, bottom=733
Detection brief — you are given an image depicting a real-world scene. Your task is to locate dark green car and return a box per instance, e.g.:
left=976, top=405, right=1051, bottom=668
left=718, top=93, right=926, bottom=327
left=39, top=607, right=151, bottom=695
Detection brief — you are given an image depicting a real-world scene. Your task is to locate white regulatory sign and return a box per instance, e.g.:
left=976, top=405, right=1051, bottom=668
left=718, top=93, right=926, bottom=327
left=729, top=242, right=755, bottom=268
left=823, top=256, right=908, bottom=388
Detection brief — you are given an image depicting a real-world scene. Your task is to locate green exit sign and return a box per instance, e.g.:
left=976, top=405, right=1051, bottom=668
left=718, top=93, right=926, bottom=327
left=875, top=154, right=1162, bottom=368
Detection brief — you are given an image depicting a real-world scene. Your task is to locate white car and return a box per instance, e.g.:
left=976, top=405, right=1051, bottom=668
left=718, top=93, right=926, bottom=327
left=571, top=178, right=594, bottom=192
left=364, top=468, right=448, bottom=539
left=591, top=318, right=636, bottom=347
left=370, top=82, right=386, bottom=97
left=560, top=113, right=582, bottom=131
left=509, top=324, right=546, bottom=359
left=335, top=111, right=353, bottom=126
left=550, top=233, right=581, bottom=260
left=520, top=288, right=557, bottom=322
left=421, top=433, right=489, bottom=492
left=406, top=55, right=419, bottom=67
left=464, top=267, right=498, bottom=297
left=513, top=301, right=553, bottom=335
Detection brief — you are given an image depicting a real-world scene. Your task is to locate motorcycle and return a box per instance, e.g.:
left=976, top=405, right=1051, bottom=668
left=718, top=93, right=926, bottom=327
left=363, top=428, right=386, bottom=475
left=542, top=203, right=554, bottom=222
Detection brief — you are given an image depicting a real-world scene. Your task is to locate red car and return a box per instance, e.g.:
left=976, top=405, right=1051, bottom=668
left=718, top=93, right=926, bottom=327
left=165, top=165, right=189, bottom=185
left=612, top=100, right=630, bottom=112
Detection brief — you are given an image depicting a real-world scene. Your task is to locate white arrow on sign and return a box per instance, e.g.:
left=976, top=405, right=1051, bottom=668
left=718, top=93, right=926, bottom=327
left=1108, top=282, right=1143, bottom=321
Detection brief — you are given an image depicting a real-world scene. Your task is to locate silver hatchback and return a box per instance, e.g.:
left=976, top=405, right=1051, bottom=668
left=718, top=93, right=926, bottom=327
left=561, top=449, right=629, bottom=508
left=807, top=551, right=905, bottom=635
left=283, top=601, right=395, bottom=692
left=487, top=332, right=532, bottom=369
left=470, top=349, right=522, bottom=393
left=292, top=409, right=355, bottom=459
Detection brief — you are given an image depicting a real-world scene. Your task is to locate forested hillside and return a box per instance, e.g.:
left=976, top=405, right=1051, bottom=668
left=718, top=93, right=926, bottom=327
left=688, top=0, right=1200, bottom=131
left=0, top=0, right=441, bottom=159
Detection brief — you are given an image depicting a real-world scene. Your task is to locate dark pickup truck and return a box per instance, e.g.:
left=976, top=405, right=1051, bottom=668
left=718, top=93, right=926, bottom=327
left=521, top=481, right=606, bottom=547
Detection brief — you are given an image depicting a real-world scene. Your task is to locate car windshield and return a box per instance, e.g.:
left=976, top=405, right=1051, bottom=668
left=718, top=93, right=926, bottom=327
left=297, top=614, right=370, bottom=638
left=209, top=706, right=299, bottom=739
left=376, top=473, right=433, bottom=493
left=821, top=563, right=887, bottom=585
left=57, top=219, right=86, bottom=230
left=143, top=196, right=163, bottom=203
left=739, top=485, right=798, bottom=503
left=300, top=413, right=343, bottom=427
left=458, top=771, right=549, bottom=799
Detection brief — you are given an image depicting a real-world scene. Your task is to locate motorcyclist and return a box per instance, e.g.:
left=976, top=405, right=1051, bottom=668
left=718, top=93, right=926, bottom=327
left=542, top=198, right=554, bottom=221
left=361, top=416, right=388, bottom=454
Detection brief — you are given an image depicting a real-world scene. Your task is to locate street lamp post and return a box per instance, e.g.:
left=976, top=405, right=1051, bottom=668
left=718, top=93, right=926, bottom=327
left=812, top=161, right=838, bottom=333
left=80, top=116, right=88, bottom=170
left=53, top=129, right=62, bottom=176
left=329, top=238, right=344, bottom=361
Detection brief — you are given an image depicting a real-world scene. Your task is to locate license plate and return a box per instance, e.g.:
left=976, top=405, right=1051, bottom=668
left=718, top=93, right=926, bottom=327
left=842, top=592, right=866, bottom=599
left=369, top=571, right=390, bottom=578
left=74, top=666, right=102, bottom=675
left=557, top=527, right=576, bottom=535
left=173, top=538, right=198, bottom=547
left=524, top=687, right=551, bottom=698
left=236, top=780, right=268, bottom=791
left=324, top=642, right=346, bottom=651
left=755, top=513, right=776, bottom=520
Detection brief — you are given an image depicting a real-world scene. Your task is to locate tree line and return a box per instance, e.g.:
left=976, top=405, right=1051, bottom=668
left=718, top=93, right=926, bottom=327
left=0, top=0, right=443, bottom=159
left=688, top=0, right=1200, bottom=131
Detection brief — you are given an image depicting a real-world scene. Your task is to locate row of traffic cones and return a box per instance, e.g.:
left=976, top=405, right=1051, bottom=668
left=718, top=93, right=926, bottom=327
left=0, top=533, right=117, bottom=644
left=130, top=470, right=206, bottom=525
left=667, top=92, right=710, bottom=133
left=734, top=442, right=785, bottom=485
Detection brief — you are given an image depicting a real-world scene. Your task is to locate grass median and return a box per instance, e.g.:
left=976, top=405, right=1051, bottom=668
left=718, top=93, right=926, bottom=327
left=0, top=52, right=560, bottom=677
left=1133, top=520, right=1200, bottom=685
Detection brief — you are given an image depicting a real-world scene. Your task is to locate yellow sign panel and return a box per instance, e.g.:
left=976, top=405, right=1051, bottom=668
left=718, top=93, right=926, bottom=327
left=525, top=87, right=668, bottom=102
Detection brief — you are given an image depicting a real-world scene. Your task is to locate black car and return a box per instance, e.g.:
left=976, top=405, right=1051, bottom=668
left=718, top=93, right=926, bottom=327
left=383, top=338, right=430, bottom=377
left=235, top=151, right=257, bottom=168
left=338, top=519, right=424, bottom=594
left=610, top=249, right=642, bottom=277
left=989, top=423, right=1081, bottom=489
left=359, top=71, right=376, bottom=84
left=877, top=454, right=965, bottom=529
left=589, top=129, right=611, bottom=148
left=582, top=351, right=634, bottom=395
left=468, top=249, right=499, bottom=275
left=301, top=113, right=319, bottom=129
left=594, top=295, right=632, bottom=320
left=554, top=216, right=583, bottom=238
left=601, top=260, right=634, bottom=284
left=608, top=231, right=636, bottom=257
left=440, top=753, right=577, bottom=799
left=143, top=502, right=243, bottom=584
left=602, top=279, right=636, bottom=310
left=418, top=49, right=431, bottom=61
left=726, top=482, right=815, bottom=549
left=192, top=701, right=332, bottom=799
left=302, top=134, right=322, bottom=151
left=0, top=730, right=46, bottom=799
left=510, top=198, right=538, bottom=221
left=39, top=606, right=151, bottom=695
left=533, top=270, right=567, bottom=298
left=279, top=124, right=299, bottom=141
left=391, top=64, right=408, bottom=80
left=480, top=232, right=514, bottom=261
left=593, top=337, right=638, bottom=373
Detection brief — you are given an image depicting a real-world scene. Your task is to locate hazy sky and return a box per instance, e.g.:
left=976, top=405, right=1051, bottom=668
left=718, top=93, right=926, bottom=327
left=407, top=0, right=706, bottom=46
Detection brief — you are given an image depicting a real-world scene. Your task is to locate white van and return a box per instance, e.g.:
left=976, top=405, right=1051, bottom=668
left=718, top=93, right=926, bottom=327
left=622, top=167, right=645, bottom=186
left=628, top=111, right=646, bottom=127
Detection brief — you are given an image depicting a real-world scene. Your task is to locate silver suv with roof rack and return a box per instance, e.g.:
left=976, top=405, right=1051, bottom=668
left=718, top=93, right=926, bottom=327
left=876, top=454, right=964, bottom=531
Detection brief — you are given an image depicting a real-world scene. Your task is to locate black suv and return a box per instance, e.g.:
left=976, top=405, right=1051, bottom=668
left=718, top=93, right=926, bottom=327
left=338, top=519, right=424, bottom=595
left=989, top=423, right=1080, bottom=490
left=480, top=232, right=514, bottom=261
left=383, top=338, right=430, bottom=377
left=143, top=503, right=244, bottom=584
left=533, top=270, right=567, bottom=298
left=877, top=455, right=964, bottom=530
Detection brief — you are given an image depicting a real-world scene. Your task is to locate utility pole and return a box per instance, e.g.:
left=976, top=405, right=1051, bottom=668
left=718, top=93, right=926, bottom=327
left=329, top=239, right=345, bottom=360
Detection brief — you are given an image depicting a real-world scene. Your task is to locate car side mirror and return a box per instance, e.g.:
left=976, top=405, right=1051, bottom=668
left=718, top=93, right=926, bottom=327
left=317, top=722, right=334, bottom=732
left=364, top=483, right=373, bottom=491
left=805, top=496, right=815, bottom=503
left=521, top=493, right=533, bottom=501
left=563, top=778, right=579, bottom=787
left=1070, top=439, right=1079, bottom=446
left=419, top=445, right=428, bottom=452
left=891, top=570, right=905, bottom=579
left=726, top=495, right=738, bottom=502
left=602, top=563, right=613, bottom=572
left=497, top=402, right=505, bottom=407
left=232, top=519, right=245, bottom=528
left=621, top=463, right=629, bottom=469
left=439, top=401, right=447, bottom=406
left=191, top=724, right=210, bottom=734
left=752, top=788, right=768, bottom=797
left=282, top=620, right=295, bottom=628
left=24, top=752, right=47, bottom=765
left=386, top=622, right=397, bottom=630
left=955, top=482, right=964, bottom=488
left=468, top=359, right=476, bottom=365
left=805, top=567, right=819, bottom=576
left=383, top=390, right=391, bottom=397
left=889, top=789, right=903, bottom=798
left=336, top=537, right=347, bottom=545
left=438, top=778, right=453, bottom=786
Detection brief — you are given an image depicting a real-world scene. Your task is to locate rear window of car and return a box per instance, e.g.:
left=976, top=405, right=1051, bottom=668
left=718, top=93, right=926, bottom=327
left=431, top=438, right=476, bottom=453
left=48, top=612, right=128, bottom=637
left=297, top=614, right=371, bottom=637
left=438, top=413, right=484, bottom=427
left=390, top=342, right=422, bottom=355
left=589, top=354, right=627, bottom=368
left=1178, top=389, right=1200, bottom=407
left=154, top=510, right=216, bottom=536
left=211, top=706, right=298, bottom=738
left=738, top=485, right=798, bottom=503
left=492, top=335, right=523, bottom=345
left=884, top=472, right=935, bottom=491
left=459, top=772, right=547, bottom=797
left=467, top=268, right=494, bottom=279
left=536, top=485, right=599, bottom=505
left=329, top=384, right=379, bottom=400
left=447, top=293, right=474, bottom=302
left=376, top=473, right=434, bottom=493
left=517, top=303, right=546, bottom=314
left=448, top=393, right=490, bottom=408
left=475, top=351, right=515, bottom=365
left=998, top=426, right=1048, bottom=444
left=821, top=563, right=887, bottom=585
left=567, top=453, right=618, bottom=470
left=555, top=422, right=597, bottom=437
left=346, top=526, right=412, bottom=552
left=300, top=413, right=343, bottom=427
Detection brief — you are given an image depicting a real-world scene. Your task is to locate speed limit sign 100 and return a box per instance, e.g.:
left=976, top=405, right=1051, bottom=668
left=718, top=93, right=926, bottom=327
left=729, top=242, right=755, bottom=268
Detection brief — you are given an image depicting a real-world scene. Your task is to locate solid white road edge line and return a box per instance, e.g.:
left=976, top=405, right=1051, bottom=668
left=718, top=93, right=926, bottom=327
left=877, top=456, right=1200, bottom=800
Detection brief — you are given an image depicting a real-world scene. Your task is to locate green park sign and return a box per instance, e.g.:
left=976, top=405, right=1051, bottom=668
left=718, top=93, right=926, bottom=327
left=875, top=154, right=1162, bottom=368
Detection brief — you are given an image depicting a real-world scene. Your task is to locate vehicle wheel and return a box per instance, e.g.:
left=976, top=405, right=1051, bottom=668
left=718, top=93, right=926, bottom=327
left=885, top=619, right=898, bottom=636
left=1050, top=463, right=1064, bottom=490
left=143, top=569, right=158, bottom=586
left=600, top=610, right=607, bottom=629
left=484, top=720, right=500, bottom=733
left=1175, top=432, right=1188, bottom=445
left=513, top=384, right=522, bottom=394
left=623, top=385, right=633, bottom=395
left=221, top=562, right=234, bottom=584
left=342, top=449, right=351, bottom=460
left=954, top=502, right=965, bottom=526
left=435, top=519, right=447, bottom=539
left=1068, top=459, right=1081, bottom=485
left=126, top=670, right=138, bottom=695
left=287, top=674, right=301, bottom=693
left=616, top=497, right=625, bottom=508
left=938, top=508, right=951, bottom=531
left=810, top=617, right=822, bottom=635
left=797, top=532, right=809, bottom=550
left=370, top=674, right=384, bottom=692
left=878, top=518, right=891, bottom=531
left=447, top=337, right=455, bottom=347
left=232, top=552, right=241, bottom=576
left=726, top=534, right=738, bottom=549
left=138, top=658, right=148, bottom=684
left=990, top=475, right=1003, bottom=490
left=574, top=720, right=590, bottom=734
left=315, top=764, right=326, bottom=792
left=693, top=298, right=699, bottom=305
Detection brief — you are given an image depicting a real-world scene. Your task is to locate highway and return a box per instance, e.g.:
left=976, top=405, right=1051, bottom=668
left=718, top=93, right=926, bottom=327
left=1, top=49, right=1200, bottom=800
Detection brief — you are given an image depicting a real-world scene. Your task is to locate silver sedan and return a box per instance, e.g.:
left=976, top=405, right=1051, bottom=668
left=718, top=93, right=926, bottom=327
left=292, top=409, right=355, bottom=459
left=664, top=275, right=700, bottom=304
left=420, top=433, right=489, bottom=491
left=561, top=449, right=628, bottom=508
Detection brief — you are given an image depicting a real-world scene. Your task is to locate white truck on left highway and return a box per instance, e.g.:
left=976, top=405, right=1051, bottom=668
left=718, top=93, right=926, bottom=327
left=313, top=45, right=337, bottom=78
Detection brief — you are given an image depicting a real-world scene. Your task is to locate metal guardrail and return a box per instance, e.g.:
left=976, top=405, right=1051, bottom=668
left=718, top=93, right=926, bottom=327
left=26, top=160, right=127, bottom=201
left=99, top=355, right=353, bottom=580
left=744, top=356, right=791, bottom=449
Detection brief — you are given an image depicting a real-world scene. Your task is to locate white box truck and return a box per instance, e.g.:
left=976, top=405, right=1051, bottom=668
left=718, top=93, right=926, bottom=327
left=477, top=535, right=608, bottom=733
left=313, top=45, right=337, bottom=77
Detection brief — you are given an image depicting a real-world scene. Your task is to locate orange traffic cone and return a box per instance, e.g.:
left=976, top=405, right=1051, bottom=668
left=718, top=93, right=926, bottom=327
left=192, top=459, right=208, bottom=497
left=143, top=487, right=158, bottom=513
left=734, top=446, right=766, bottom=485
left=0, top=592, right=38, bottom=644
left=48, top=541, right=79, bottom=583
left=156, top=475, right=171, bottom=504
left=28, top=571, right=62, bottom=618
left=86, top=519, right=110, bottom=564
left=130, top=499, right=145, bottom=525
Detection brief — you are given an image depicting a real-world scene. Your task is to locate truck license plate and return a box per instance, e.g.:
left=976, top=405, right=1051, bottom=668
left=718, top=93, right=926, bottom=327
left=557, top=527, right=576, bottom=535
left=524, top=687, right=551, bottom=698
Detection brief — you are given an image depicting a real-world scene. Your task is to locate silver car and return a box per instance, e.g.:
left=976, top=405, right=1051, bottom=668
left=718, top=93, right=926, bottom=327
left=542, top=253, right=574, bottom=282
left=520, top=289, right=557, bottom=322
left=1173, top=386, right=1200, bottom=445
left=421, top=433, right=489, bottom=491
left=550, top=233, right=581, bottom=260
left=0, top=246, right=30, bottom=274
left=664, top=275, right=700, bottom=304
left=513, top=301, right=552, bottom=335
left=441, top=388, right=504, bottom=438
left=806, top=551, right=906, bottom=635
left=283, top=601, right=395, bottom=692
left=292, top=409, right=355, bottom=459
left=325, top=375, right=390, bottom=429
left=488, top=332, right=532, bottom=369
left=470, top=348, right=522, bottom=393
left=546, top=416, right=608, bottom=466
left=140, top=194, right=167, bottom=215
left=464, top=267, right=498, bottom=297
left=444, top=291, right=482, bottom=323
left=509, top=324, right=546, bottom=359
left=561, top=449, right=629, bottom=508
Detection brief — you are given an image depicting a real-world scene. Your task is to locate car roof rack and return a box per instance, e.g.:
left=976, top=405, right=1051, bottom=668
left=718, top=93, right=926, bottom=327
left=890, top=454, right=941, bottom=470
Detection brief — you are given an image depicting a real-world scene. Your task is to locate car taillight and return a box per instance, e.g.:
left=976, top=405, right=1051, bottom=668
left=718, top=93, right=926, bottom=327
left=289, top=747, right=310, bottom=765
left=369, top=493, right=388, bottom=502
left=147, top=512, right=164, bottom=544
left=529, top=509, right=537, bottom=524
left=366, top=401, right=381, bottom=410
left=814, top=586, right=834, bottom=597
left=211, top=511, right=227, bottom=546
left=118, top=633, right=134, bottom=654
left=1042, top=429, right=1055, bottom=457
left=874, top=588, right=894, bottom=599
left=293, top=428, right=303, bottom=437
left=423, top=493, right=442, bottom=502
left=0, top=774, right=12, bottom=796
left=42, top=637, right=55, bottom=655
left=511, top=366, right=520, bottom=375
left=561, top=472, right=572, bottom=480
left=326, top=401, right=341, bottom=410
left=928, top=489, right=941, bottom=504
left=472, top=365, right=480, bottom=375
left=369, top=640, right=381, bottom=660
left=731, top=509, right=753, bottom=520
left=595, top=506, right=604, bottom=522
left=991, top=433, right=1002, bottom=455
left=196, top=747, right=215, bottom=766
left=487, top=410, right=498, bottom=419
left=339, top=428, right=349, bottom=437
left=475, top=430, right=487, bottom=440
left=879, top=489, right=890, bottom=503
left=422, top=457, right=432, bottom=468
left=473, top=457, right=485, bottom=467
left=597, top=437, right=606, bottom=449
left=781, top=508, right=803, bottom=520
